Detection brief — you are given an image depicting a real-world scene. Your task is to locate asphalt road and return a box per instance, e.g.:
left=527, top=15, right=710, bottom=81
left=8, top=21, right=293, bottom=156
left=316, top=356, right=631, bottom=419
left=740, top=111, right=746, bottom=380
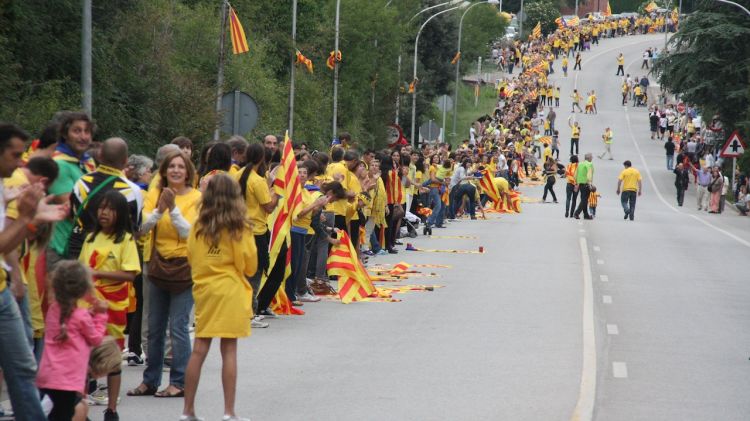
left=105, top=34, right=750, bottom=421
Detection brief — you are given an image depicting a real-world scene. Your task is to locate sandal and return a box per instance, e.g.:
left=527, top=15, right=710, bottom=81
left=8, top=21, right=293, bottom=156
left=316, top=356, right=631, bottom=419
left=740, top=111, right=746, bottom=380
left=126, top=384, right=157, bottom=396
left=154, top=386, right=184, bottom=398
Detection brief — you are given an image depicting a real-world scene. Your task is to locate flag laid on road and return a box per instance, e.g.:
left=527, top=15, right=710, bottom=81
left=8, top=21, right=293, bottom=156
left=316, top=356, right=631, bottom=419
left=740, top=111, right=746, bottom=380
left=326, top=230, right=377, bottom=304
left=229, top=6, right=249, bottom=55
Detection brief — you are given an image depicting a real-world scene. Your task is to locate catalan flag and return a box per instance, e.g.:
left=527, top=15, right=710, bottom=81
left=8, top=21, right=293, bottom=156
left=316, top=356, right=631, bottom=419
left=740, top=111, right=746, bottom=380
left=228, top=6, right=249, bottom=55
left=389, top=262, right=411, bottom=275
left=295, top=50, right=314, bottom=73
left=531, top=22, right=542, bottom=39
left=87, top=250, right=129, bottom=348
left=644, top=1, right=658, bottom=13
left=604, top=1, right=612, bottom=16
left=262, top=131, right=304, bottom=315
left=478, top=170, right=503, bottom=212
left=326, top=230, right=376, bottom=304
left=568, top=16, right=580, bottom=26
left=451, top=51, right=461, bottom=65
left=326, top=50, right=342, bottom=70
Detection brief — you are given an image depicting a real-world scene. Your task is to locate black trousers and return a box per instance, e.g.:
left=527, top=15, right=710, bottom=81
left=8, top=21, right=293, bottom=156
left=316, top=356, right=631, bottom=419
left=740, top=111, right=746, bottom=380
left=677, top=186, right=686, bottom=206
left=543, top=177, right=557, bottom=202
left=616, top=65, right=624, bottom=75
left=565, top=183, right=578, bottom=217
left=570, top=138, right=579, bottom=155
left=41, top=389, right=77, bottom=421
left=126, top=273, right=143, bottom=355
left=574, top=184, right=591, bottom=218
left=257, top=241, right=287, bottom=312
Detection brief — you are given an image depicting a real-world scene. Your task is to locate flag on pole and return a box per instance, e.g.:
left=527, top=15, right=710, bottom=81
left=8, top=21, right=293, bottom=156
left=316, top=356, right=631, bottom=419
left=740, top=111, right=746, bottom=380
left=295, top=50, right=314, bottom=73
left=262, top=131, right=304, bottom=315
left=451, top=51, right=461, bottom=65
left=568, top=16, right=580, bottom=26
left=644, top=1, right=658, bottom=12
left=531, top=22, right=542, bottom=39
left=604, top=1, right=612, bottom=16
left=228, top=6, right=250, bottom=55
left=326, top=230, right=377, bottom=304
left=326, top=50, right=342, bottom=70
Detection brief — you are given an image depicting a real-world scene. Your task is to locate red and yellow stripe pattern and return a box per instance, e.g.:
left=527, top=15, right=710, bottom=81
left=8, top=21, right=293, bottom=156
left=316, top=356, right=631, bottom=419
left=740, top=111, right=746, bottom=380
left=327, top=231, right=376, bottom=304
left=229, top=6, right=249, bottom=55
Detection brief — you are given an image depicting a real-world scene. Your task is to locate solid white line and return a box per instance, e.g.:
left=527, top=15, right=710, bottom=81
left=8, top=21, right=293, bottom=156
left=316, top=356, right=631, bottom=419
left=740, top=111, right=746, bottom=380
left=602, top=295, right=613, bottom=304
left=623, top=109, right=750, bottom=248
left=613, top=362, right=629, bottom=378
left=606, top=324, right=619, bottom=335
left=593, top=246, right=600, bottom=252
left=596, top=259, right=605, bottom=265
left=569, top=237, right=597, bottom=421
left=599, top=275, right=609, bottom=282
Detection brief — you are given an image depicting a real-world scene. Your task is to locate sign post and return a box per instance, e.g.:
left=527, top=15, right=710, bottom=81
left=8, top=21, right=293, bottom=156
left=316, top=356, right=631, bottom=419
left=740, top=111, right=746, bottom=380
left=719, top=130, right=747, bottom=193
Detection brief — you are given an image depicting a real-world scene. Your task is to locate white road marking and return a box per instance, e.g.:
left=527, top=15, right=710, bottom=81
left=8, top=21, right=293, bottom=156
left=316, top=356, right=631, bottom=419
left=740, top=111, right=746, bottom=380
left=593, top=246, right=600, bottom=252
left=602, top=295, right=612, bottom=304
left=569, top=238, right=597, bottom=421
left=623, top=110, right=750, bottom=248
left=599, top=275, right=609, bottom=283
left=596, top=259, right=604, bottom=265
left=613, top=362, right=628, bottom=378
left=606, top=324, right=619, bottom=335
left=579, top=229, right=586, bottom=233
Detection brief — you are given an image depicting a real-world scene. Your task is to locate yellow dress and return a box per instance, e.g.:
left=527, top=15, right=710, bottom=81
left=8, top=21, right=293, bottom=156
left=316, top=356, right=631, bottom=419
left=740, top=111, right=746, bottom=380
left=187, top=227, right=257, bottom=338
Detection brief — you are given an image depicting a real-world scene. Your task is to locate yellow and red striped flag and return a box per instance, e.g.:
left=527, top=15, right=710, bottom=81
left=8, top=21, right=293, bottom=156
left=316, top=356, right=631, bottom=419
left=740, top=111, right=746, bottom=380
left=531, top=22, right=542, bottom=39
left=326, top=230, right=376, bottom=304
left=604, top=1, right=612, bottom=16
left=389, top=262, right=411, bottom=275
left=295, top=50, right=314, bottom=73
left=326, top=50, right=342, bottom=70
left=228, top=6, right=249, bottom=55
left=478, top=170, right=504, bottom=212
left=262, top=131, right=304, bottom=315
left=451, top=51, right=461, bottom=65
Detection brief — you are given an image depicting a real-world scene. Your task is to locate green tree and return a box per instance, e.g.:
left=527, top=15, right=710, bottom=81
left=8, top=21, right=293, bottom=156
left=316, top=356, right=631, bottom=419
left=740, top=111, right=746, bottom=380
left=523, top=0, right=561, bottom=38
left=653, top=0, right=750, bottom=134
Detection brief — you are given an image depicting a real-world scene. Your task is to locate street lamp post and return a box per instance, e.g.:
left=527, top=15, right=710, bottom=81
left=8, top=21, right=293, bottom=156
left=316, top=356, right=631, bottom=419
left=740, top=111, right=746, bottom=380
left=332, top=0, right=341, bottom=140
left=519, top=0, right=524, bottom=41
left=714, top=0, right=750, bottom=15
left=411, top=4, right=466, bottom=146
left=452, top=0, right=501, bottom=139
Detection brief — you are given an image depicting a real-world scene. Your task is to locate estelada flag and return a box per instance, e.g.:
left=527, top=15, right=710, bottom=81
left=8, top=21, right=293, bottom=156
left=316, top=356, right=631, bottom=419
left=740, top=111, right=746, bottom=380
left=451, top=51, right=461, bottom=65
left=326, top=230, right=376, bottom=304
left=228, top=6, right=249, bottom=55
left=604, top=1, right=612, bottom=16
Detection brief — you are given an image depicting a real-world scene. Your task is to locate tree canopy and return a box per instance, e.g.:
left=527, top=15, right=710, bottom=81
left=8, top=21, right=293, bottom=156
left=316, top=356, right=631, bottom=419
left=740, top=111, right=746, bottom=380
left=523, top=0, right=561, bottom=38
left=653, top=0, right=750, bottom=135
left=0, top=0, right=507, bottom=154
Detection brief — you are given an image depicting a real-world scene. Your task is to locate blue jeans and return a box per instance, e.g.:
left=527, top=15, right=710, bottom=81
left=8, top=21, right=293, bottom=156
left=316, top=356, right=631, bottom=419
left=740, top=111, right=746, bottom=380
left=452, top=184, right=477, bottom=217
left=426, top=187, right=444, bottom=227
left=142, top=283, right=193, bottom=389
left=0, top=288, right=45, bottom=421
left=666, top=155, right=674, bottom=170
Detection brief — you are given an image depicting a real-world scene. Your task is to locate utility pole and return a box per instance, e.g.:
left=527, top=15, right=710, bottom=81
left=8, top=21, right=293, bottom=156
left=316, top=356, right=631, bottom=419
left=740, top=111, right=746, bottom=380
left=332, top=0, right=341, bottom=141
left=288, top=0, right=298, bottom=138
left=213, top=0, right=229, bottom=141
left=82, top=0, right=92, bottom=115
left=519, top=0, right=524, bottom=40
left=575, top=0, right=579, bottom=17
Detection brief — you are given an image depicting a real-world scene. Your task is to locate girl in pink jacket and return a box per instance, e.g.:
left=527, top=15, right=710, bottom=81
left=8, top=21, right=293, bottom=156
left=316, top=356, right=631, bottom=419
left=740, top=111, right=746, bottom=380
left=37, top=261, right=108, bottom=421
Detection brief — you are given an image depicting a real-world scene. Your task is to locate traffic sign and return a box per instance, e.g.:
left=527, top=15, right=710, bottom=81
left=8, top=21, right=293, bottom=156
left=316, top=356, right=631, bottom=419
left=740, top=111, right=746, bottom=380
left=719, top=130, right=746, bottom=158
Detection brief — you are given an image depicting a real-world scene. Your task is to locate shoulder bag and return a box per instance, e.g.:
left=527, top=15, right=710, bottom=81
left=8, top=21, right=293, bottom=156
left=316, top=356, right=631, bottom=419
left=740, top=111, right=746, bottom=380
left=147, top=221, right=192, bottom=294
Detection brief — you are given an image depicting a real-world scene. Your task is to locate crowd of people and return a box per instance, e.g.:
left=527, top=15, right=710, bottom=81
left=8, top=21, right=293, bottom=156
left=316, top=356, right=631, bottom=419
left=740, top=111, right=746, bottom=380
left=0, top=8, right=745, bottom=421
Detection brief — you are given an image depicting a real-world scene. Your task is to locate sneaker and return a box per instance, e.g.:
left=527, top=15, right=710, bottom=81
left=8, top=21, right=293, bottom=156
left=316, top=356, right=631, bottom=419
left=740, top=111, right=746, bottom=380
left=127, top=352, right=144, bottom=366
left=362, top=250, right=374, bottom=256
left=104, top=409, right=120, bottom=421
left=260, top=308, right=278, bottom=319
left=291, top=300, right=303, bottom=307
left=87, top=388, right=109, bottom=406
left=222, top=416, right=250, bottom=421
left=251, top=317, right=269, bottom=328
left=179, top=416, right=205, bottom=421
left=376, top=249, right=387, bottom=256
left=298, top=292, right=321, bottom=302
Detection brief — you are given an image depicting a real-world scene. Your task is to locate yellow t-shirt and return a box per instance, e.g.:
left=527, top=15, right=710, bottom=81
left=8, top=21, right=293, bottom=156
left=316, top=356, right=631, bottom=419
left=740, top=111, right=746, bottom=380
left=293, top=188, right=318, bottom=234
left=143, top=188, right=201, bottom=260
left=236, top=170, right=272, bottom=235
left=493, top=177, right=510, bottom=194
left=325, top=162, right=349, bottom=216
left=79, top=232, right=141, bottom=285
left=618, top=167, right=642, bottom=192
left=4, top=168, right=30, bottom=220
left=617, top=56, right=624, bottom=65
left=572, top=126, right=580, bottom=138
left=20, top=243, right=45, bottom=337
left=347, top=170, right=362, bottom=221
left=187, top=227, right=256, bottom=338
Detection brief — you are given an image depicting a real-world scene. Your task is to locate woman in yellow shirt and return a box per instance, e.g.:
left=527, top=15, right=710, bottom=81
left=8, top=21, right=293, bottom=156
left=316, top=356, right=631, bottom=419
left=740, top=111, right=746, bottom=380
left=183, top=174, right=257, bottom=421
left=235, top=143, right=278, bottom=322
left=128, top=150, right=201, bottom=399
left=197, top=143, right=232, bottom=192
